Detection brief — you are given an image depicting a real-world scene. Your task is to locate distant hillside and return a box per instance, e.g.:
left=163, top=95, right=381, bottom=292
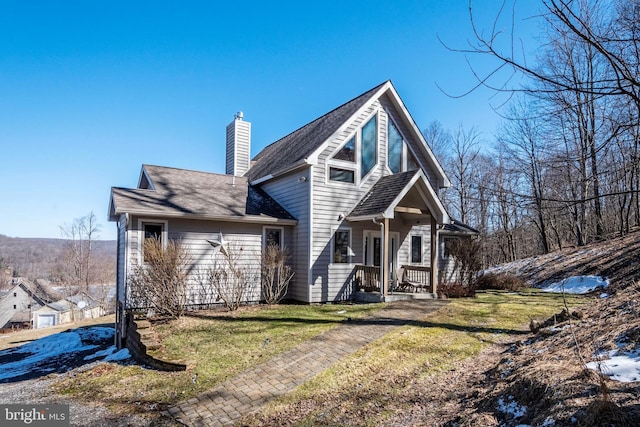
left=0, top=234, right=116, bottom=282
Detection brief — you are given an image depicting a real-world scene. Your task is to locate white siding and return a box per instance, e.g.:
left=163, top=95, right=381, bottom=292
left=226, top=117, right=251, bottom=176
left=260, top=169, right=310, bottom=302
left=125, top=216, right=276, bottom=308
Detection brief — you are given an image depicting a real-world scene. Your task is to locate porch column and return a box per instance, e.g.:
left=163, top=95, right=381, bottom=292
left=382, top=217, right=390, bottom=296
left=430, top=216, right=438, bottom=294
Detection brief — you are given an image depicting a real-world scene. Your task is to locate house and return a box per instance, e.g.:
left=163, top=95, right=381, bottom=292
left=110, top=80, right=473, bottom=345
left=0, top=279, right=57, bottom=330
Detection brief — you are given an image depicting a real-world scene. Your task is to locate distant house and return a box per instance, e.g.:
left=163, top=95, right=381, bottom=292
left=109, top=81, right=476, bottom=346
left=0, top=279, right=55, bottom=330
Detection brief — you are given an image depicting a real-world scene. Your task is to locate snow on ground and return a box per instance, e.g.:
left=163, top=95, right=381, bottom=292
left=540, top=275, right=609, bottom=294
left=0, top=326, right=131, bottom=383
left=497, top=395, right=526, bottom=419
left=587, top=350, right=640, bottom=383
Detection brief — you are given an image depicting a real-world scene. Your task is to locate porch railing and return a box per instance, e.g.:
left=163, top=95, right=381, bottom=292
left=353, top=264, right=434, bottom=294
left=353, top=265, right=381, bottom=292
left=397, top=265, right=433, bottom=293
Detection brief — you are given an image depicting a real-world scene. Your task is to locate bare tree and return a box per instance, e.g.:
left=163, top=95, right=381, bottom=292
left=55, top=212, right=101, bottom=292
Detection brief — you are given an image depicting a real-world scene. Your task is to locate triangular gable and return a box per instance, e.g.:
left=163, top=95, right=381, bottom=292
left=348, top=170, right=449, bottom=223
left=247, top=82, right=388, bottom=183
left=248, top=81, right=450, bottom=189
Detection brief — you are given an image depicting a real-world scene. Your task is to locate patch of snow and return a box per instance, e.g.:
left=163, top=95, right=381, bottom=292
left=541, top=417, right=556, bottom=426
left=600, top=293, right=609, bottom=298
left=497, top=396, right=526, bottom=418
left=105, top=348, right=131, bottom=362
left=540, top=276, right=609, bottom=294
left=84, top=346, right=117, bottom=361
left=587, top=350, right=640, bottom=382
left=0, top=326, right=116, bottom=382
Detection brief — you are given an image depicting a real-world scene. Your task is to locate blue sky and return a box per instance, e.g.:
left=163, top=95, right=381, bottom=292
left=0, top=1, right=541, bottom=240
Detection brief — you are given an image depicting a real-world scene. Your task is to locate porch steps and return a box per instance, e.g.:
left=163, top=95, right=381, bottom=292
left=355, top=291, right=438, bottom=303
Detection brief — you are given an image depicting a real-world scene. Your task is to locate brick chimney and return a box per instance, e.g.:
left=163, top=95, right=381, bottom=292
left=225, top=112, right=251, bottom=176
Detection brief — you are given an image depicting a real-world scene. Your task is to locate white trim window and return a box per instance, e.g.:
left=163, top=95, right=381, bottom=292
left=332, top=228, right=352, bottom=264
left=263, top=226, right=284, bottom=249
left=138, top=219, right=168, bottom=264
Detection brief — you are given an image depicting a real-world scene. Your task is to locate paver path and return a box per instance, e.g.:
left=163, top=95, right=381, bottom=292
left=166, top=299, right=447, bottom=427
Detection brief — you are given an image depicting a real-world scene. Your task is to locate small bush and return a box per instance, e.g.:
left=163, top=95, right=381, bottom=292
left=438, top=282, right=476, bottom=298
left=476, top=272, right=526, bottom=291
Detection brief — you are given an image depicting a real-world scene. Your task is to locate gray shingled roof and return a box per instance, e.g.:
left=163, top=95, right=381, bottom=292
left=348, top=171, right=419, bottom=218
left=442, top=219, right=479, bottom=235
left=246, top=81, right=388, bottom=182
left=110, top=165, right=295, bottom=222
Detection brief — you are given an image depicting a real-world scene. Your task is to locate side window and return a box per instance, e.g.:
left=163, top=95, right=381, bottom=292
left=142, top=222, right=164, bottom=263
left=333, top=230, right=351, bottom=263
left=411, top=235, right=422, bottom=263
left=264, top=227, right=283, bottom=249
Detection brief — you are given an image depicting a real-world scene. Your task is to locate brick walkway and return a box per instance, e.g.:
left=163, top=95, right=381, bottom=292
left=166, top=300, right=446, bottom=427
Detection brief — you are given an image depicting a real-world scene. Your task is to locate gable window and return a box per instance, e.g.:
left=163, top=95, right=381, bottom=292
left=361, top=115, right=377, bottom=178
left=388, top=118, right=420, bottom=173
left=411, top=235, right=422, bottom=263
left=264, top=227, right=283, bottom=249
left=332, top=136, right=355, bottom=162
left=388, top=120, right=403, bottom=174
left=333, top=229, right=351, bottom=263
left=329, top=167, right=355, bottom=183
left=141, top=221, right=166, bottom=263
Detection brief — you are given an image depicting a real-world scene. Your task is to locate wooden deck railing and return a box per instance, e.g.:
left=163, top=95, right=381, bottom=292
left=353, top=265, right=381, bottom=292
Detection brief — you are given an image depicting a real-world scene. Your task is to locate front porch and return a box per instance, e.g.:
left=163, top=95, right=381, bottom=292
left=352, top=264, right=438, bottom=302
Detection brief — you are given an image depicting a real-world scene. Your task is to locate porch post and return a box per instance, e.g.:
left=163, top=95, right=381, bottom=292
left=430, top=216, right=438, bottom=295
left=382, top=217, right=390, bottom=297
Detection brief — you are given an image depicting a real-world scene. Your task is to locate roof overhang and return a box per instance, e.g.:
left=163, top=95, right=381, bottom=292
left=347, top=170, right=449, bottom=224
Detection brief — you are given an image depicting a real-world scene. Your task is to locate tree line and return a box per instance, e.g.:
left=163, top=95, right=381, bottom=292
left=429, top=0, right=640, bottom=267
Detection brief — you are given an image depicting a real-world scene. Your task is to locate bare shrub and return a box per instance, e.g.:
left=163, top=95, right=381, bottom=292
left=438, top=282, right=475, bottom=298
left=261, top=245, right=294, bottom=304
left=209, top=242, right=259, bottom=311
left=476, top=272, right=526, bottom=291
left=446, top=238, right=482, bottom=292
left=128, top=238, right=190, bottom=318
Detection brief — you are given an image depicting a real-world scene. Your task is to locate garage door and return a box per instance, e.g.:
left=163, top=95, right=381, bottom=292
left=37, top=314, right=56, bottom=328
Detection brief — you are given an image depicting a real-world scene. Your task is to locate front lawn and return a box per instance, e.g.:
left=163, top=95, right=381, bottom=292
left=241, top=290, right=585, bottom=426
left=53, top=302, right=382, bottom=416
left=53, top=290, right=584, bottom=424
